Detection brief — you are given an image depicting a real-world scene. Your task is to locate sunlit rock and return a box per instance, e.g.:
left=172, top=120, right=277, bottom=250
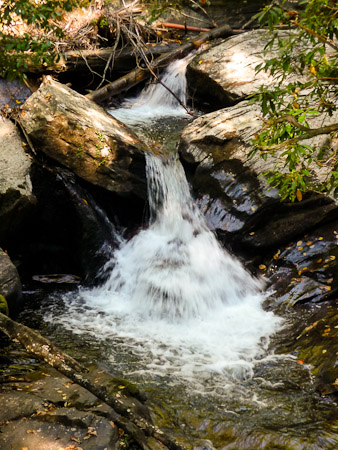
left=20, top=76, right=148, bottom=198
left=0, top=117, right=36, bottom=243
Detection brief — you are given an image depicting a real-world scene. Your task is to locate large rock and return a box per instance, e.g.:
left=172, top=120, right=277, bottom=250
left=0, top=117, right=36, bottom=243
left=186, top=29, right=307, bottom=109
left=179, top=101, right=338, bottom=251
left=0, top=248, right=22, bottom=314
left=20, top=77, right=149, bottom=199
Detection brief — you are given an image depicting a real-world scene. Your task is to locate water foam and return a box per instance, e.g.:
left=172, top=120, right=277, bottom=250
left=49, top=153, right=281, bottom=388
left=109, top=57, right=192, bottom=125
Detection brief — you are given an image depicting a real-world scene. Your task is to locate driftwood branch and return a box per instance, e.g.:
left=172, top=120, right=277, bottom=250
left=0, top=312, right=188, bottom=450
left=86, top=23, right=238, bottom=103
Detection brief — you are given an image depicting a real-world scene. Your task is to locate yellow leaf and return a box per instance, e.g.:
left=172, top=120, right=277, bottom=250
left=298, top=246, right=303, bottom=250
left=322, top=349, right=327, bottom=354
left=118, top=385, right=126, bottom=389
left=332, top=379, right=338, bottom=386
left=259, top=264, right=266, bottom=270
left=273, top=250, right=280, bottom=260
left=310, top=64, right=316, bottom=75
left=26, top=429, right=36, bottom=434
left=330, top=255, right=336, bottom=260
left=296, top=189, right=302, bottom=202
left=249, top=232, right=255, bottom=235
left=318, top=237, right=324, bottom=240
left=306, top=241, right=313, bottom=246
left=82, top=198, right=88, bottom=206
left=198, top=60, right=203, bottom=64
left=297, top=240, right=303, bottom=246
left=16, top=99, right=21, bottom=104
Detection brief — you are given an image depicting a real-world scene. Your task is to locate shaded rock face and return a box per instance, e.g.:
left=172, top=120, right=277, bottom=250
left=179, top=101, right=338, bottom=252
left=0, top=117, right=36, bottom=244
left=20, top=76, right=148, bottom=199
left=0, top=249, right=22, bottom=314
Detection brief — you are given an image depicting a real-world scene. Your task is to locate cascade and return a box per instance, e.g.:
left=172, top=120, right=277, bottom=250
left=47, top=57, right=282, bottom=390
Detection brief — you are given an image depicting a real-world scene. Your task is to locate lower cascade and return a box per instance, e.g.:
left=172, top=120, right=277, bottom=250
left=46, top=57, right=282, bottom=391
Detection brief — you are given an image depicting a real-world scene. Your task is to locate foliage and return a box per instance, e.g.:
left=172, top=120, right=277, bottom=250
left=250, top=0, right=338, bottom=201
left=0, top=0, right=78, bottom=81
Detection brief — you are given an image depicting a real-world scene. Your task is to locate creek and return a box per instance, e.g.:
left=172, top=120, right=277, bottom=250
left=13, top=57, right=338, bottom=449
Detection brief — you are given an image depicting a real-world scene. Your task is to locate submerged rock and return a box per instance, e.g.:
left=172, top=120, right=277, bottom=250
left=20, top=76, right=149, bottom=199
left=0, top=117, right=36, bottom=244
left=0, top=249, right=22, bottom=314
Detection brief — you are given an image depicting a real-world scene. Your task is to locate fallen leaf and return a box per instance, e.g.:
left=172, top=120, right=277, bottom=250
left=306, top=241, right=313, bottom=246
left=316, top=259, right=322, bottom=263
left=70, top=436, right=81, bottom=444
left=297, top=240, right=303, bottom=246
left=118, top=385, right=126, bottom=389
left=298, top=246, right=303, bottom=250
left=273, top=250, right=280, bottom=260
left=297, top=359, right=304, bottom=364
left=26, top=429, right=36, bottom=434
left=318, top=237, right=324, bottom=240
left=332, top=379, right=338, bottom=386
left=249, top=232, right=255, bottom=235
left=259, top=264, right=266, bottom=270
left=296, top=189, right=302, bottom=202
left=322, top=349, right=327, bottom=354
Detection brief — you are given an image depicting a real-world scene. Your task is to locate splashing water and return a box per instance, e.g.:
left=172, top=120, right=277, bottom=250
left=45, top=57, right=282, bottom=391
left=110, top=57, right=192, bottom=126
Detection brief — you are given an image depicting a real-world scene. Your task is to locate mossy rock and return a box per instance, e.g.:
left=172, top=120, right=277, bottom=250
left=0, top=295, right=9, bottom=316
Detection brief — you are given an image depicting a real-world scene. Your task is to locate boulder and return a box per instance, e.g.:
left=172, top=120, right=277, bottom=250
left=0, top=248, right=22, bottom=314
left=179, top=101, right=338, bottom=251
left=186, top=29, right=307, bottom=109
left=20, top=76, right=149, bottom=199
left=0, top=117, right=36, bottom=243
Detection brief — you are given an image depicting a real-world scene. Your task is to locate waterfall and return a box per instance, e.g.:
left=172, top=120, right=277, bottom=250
left=46, top=57, right=282, bottom=390
left=110, top=56, right=192, bottom=126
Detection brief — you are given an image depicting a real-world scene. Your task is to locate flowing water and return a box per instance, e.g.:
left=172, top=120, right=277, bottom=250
left=39, top=57, right=338, bottom=448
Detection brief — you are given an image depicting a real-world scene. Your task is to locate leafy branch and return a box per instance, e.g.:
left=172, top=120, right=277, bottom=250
left=250, top=0, right=338, bottom=201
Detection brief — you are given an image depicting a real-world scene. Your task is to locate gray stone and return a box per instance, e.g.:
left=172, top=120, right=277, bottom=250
left=20, top=76, right=148, bottom=198
left=0, top=117, right=36, bottom=243
left=0, top=248, right=22, bottom=313
left=179, top=101, right=338, bottom=250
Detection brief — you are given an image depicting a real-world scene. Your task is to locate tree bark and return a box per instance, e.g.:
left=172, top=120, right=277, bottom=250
left=86, top=23, right=238, bottom=103
left=0, top=312, right=188, bottom=450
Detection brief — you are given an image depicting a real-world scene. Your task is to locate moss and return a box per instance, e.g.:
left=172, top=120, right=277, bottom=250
left=0, top=295, right=9, bottom=316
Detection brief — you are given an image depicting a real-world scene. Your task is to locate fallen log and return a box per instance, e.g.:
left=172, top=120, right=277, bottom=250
left=86, top=23, right=239, bottom=103
left=0, top=311, right=188, bottom=450
left=22, top=43, right=180, bottom=75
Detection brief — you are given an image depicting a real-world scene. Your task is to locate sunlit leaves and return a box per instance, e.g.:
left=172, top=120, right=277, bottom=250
left=0, top=0, right=78, bottom=80
left=251, top=0, right=338, bottom=201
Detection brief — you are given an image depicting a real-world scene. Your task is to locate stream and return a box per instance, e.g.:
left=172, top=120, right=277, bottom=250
left=10, top=57, right=338, bottom=449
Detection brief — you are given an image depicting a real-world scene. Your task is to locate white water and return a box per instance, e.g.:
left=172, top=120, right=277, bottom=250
left=110, top=57, right=192, bottom=126
left=46, top=58, right=282, bottom=391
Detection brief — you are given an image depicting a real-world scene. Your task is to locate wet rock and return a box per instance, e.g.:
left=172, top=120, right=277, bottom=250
left=0, top=368, right=120, bottom=450
left=0, top=249, right=22, bottom=314
left=0, top=79, right=31, bottom=110
left=20, top=76, right=148, bottom=199
left=0, top=117, right=36, bottom=243
left=179, top=101, right=338, bottom=252
left=264, top=221, right=338, bottom=310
